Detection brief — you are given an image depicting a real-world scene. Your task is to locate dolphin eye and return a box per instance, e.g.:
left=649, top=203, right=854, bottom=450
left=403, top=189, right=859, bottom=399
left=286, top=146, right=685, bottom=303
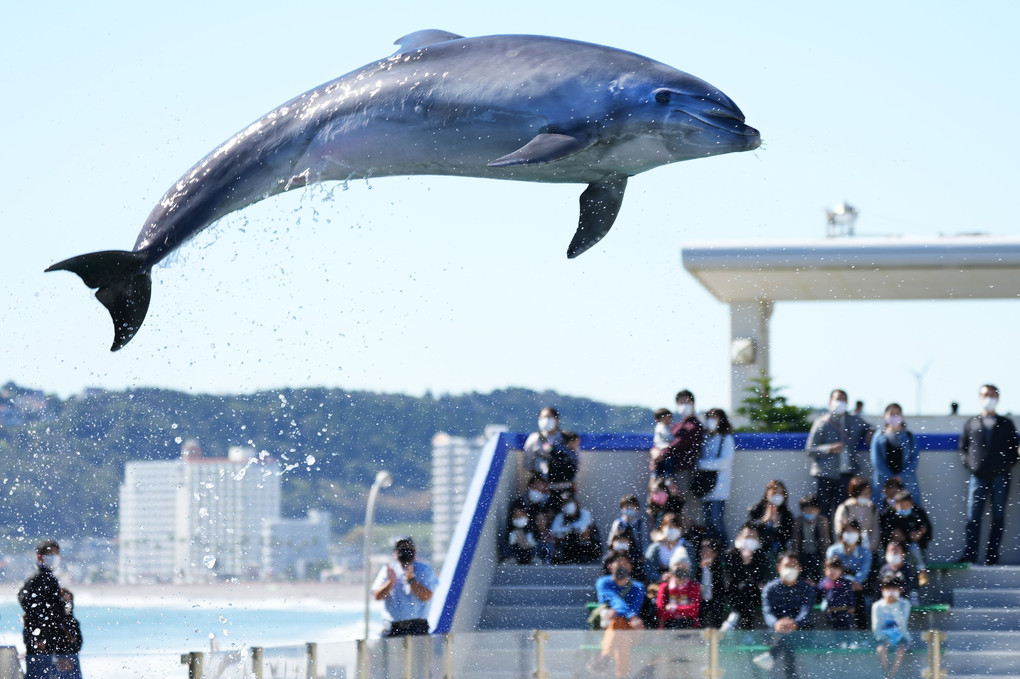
left=654, top=90, right=672, bottom=105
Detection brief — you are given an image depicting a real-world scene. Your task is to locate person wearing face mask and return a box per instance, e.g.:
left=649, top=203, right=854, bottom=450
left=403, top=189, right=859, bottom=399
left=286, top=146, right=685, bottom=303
left=53, top=588, right=83, bottom=679
left=695, top=408, right=735, bottom=545
left=833, top=476, right=880, bottom=553
left=792, top=495, right=831, bottom=582
left=372, top=537, right=438, bottom=637
left=523, top=406, right=564, bottom=479
left=957, top=384, right=1019, bottom=565
left=805, top=388, right=874, bottom=520
left=649, top=408, right=676, bottom=476
left=825, top=518, right=872, bottom=629
left=656, top=551, right=701, bottom=629
left=747, top=479, right=795, bottom=556
left=754, top=553, right=815, bottom=678
left=644, top=513, right=690, bottom=577
left=503, top=507, right=538, bottom=565
left=870, top=403, right=922, bottom=506
left=18, top=539, right=68, bottom=678
left=880, top=491, right=932, bottom=584
left=659, top=390, right=705, bottom=523
left=875, top=541, right=917, bottom=602
left=607, top=495, right=647, bottom=576
left=550, top=494, right=601, bottom=564
left=872, top=574, right=911, bottom=679
left=593, top=554, right=645, bottom=679
left=724, top=524, right=771, bottom=629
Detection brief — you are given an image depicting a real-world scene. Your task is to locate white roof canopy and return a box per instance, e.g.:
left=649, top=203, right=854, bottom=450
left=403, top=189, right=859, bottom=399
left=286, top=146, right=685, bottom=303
left=681, top=236, right=1020, bottom=303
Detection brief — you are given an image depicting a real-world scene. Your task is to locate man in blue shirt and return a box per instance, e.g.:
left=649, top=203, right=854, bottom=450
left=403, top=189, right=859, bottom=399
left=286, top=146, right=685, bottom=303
left=372, top=537, right=438, bottom=637
left=593, top=553, right=645, bottom=679
left=755, top=552, right=815, bottom=679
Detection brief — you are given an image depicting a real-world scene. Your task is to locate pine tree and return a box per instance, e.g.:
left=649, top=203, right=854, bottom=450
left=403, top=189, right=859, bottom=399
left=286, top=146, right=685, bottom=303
left=736, top=372, right=813, bottom=432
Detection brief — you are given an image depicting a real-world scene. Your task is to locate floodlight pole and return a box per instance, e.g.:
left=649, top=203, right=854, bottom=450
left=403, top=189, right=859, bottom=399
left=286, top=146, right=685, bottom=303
left=364, top=470, right=393, bottom=643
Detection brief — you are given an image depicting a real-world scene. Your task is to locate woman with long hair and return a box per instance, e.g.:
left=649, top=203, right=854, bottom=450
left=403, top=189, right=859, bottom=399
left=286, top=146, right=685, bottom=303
left=695, top=408, right=736, bottom=544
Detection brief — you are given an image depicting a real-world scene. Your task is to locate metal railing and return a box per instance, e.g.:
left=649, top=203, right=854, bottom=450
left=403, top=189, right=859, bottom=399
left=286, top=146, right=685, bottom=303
left=181, top=627, right=948, bottom=679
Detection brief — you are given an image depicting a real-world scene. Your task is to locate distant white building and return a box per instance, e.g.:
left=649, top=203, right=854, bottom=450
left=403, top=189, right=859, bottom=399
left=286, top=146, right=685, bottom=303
left=118, top=441, right=283, bottom=583
left=261, top=509, right=332, bottom=580
left=431, top=426, right=506, bottom=564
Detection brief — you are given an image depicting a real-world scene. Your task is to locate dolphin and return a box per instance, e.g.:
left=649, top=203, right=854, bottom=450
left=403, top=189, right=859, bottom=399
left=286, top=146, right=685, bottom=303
left=47, top=30, right=760, bottom=351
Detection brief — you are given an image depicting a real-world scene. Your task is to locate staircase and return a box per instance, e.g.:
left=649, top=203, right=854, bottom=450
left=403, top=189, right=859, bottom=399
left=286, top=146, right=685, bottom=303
left=942, top=565, right=1020, bottom=678
left=478, top=563, right=602, bottom=630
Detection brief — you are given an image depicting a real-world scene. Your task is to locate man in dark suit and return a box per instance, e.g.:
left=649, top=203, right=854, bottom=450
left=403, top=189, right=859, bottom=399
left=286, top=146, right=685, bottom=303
left=805, top=389, right=874, bottom=519
left=959, top=384, right=1019, bottom=564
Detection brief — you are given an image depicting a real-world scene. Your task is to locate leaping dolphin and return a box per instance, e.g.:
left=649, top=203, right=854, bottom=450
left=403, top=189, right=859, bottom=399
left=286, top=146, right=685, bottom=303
left=47, top=30, right=760, bottom=351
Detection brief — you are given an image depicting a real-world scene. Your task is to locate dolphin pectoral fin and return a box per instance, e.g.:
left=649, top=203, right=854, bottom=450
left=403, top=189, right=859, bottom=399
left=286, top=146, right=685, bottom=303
left=393, top=30, right=465, bottom=54
left=488, top=132, right=597, bottom=168
left=567, top=175, right=629, bottom=259
left=46, top=250, right=152, bottom=351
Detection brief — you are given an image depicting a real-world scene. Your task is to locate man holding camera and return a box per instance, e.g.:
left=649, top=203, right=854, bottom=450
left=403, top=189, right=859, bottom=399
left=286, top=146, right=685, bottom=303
left=372, top=537, right=438, bottom=637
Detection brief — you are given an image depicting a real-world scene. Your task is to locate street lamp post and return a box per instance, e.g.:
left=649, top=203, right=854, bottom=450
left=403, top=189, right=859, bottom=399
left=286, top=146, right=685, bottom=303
left=363, top=470, right=392, bottom=643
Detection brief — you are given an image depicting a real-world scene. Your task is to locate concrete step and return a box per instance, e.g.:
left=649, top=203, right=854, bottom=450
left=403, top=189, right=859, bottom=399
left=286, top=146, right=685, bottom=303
left=942, top=565, right=1020, bottom=588
left=944, top=650, right=1020, bottom=676
left=478, top=604, right=588, bottom=630
left=486, top=584, right=595, bottom=607
left=492, top=563, right=603, bottom=587
left=940, top=608, right=1020, bottom=631
left=944, top=631, right=1020, bottom=652
left=952, top=587, right=1020, bottom=608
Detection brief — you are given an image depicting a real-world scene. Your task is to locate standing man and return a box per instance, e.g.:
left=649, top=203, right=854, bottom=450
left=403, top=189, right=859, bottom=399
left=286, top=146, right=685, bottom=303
left=372, top=537, right=438, bottom=636
left=18, top=539, right=65, bottom=678
left=958, top=384, right=1019, bottom=565
left=805, top=389, right=874, bottom=519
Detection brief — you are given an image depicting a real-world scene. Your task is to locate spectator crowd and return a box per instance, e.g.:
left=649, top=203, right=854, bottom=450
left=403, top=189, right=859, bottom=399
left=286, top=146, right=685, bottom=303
left=500, top=384, right=1019, bottom=679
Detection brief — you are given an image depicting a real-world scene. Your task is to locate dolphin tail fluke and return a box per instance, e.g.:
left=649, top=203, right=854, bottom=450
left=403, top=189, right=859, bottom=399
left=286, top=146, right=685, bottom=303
left=46, top=250, right=152, bottom=351
left=567, top=175, right=628, bottom=258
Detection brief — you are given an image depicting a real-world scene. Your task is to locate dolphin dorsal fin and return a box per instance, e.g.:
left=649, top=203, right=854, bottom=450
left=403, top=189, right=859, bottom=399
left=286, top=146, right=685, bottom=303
left=393, top=30, right=465, bottom=54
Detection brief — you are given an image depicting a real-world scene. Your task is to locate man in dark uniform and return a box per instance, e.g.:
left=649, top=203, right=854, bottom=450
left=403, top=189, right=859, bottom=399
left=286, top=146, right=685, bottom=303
left=18, top=539, right=66, bottom=678
left=958, top=384, right=1019, bottom=564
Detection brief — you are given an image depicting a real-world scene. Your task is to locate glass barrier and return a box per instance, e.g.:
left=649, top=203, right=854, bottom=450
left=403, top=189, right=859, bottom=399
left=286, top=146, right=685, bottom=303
left=717, top=629, right=930, bottom=679
left=181, top=627, right=981, bottom=679
left=262, top=644, right=310, bottom=679
left=316, top=640, right=361, bottom=679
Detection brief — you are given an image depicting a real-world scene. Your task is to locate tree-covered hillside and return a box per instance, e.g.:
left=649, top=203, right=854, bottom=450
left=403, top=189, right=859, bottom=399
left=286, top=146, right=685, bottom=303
left=0, top=382, right=652, bottom=540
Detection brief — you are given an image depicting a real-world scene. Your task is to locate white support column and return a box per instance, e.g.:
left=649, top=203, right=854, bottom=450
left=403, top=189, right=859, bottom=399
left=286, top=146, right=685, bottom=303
left=728, top=298, right=774, bottom=415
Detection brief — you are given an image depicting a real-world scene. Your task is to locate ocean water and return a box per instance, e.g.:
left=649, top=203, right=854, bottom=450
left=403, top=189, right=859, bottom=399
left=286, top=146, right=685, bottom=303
left=0, top=597, right=376, bottom=678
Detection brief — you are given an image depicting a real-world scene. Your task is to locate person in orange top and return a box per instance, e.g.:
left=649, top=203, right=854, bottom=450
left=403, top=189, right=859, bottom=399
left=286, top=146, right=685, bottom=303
left=656, top=550, right=701, bottom=629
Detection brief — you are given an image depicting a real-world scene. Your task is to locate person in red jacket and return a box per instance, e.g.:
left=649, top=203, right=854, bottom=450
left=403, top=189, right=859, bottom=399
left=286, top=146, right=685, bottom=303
left=656, top=550, right=701, bottom=629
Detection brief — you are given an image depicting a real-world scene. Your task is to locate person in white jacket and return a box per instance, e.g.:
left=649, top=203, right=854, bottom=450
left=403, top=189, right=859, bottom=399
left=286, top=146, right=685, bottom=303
left=695, top=408, right=736, bottom=544
left=872, top=573, right=911, bottom=679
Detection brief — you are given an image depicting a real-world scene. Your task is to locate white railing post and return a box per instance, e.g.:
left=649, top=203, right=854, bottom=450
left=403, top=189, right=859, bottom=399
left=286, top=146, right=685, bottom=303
left=442, top=634, right=454, bottom=679
left=922, top=629, right=944, bottom=679
left=532, top=630, right=549, bottom=679
left=251, top=647, right=264, bottom=679
left=357, top=639, right=370, bottom=679
left=306, top=642, right=318, bottom=679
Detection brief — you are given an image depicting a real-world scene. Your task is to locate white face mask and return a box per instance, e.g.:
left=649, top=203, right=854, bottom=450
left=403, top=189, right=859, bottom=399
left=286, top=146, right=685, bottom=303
left=780, top=567, right=800, bottom=584
left=769, top=494, right=785, bottom=506
left=886, top=414, right=904, bottom=428
left=831, top=400, right=848, bottom=416
left=538, top=417, right=556, bottom=433
left=883, top=589, right=900, bottom=601
left=512, top=517, right=529, bottom=529
left=706, top=417, right=719, bottom=432
left=528, top=489, right=548, bottom=504
left=562, top=502, right=577, bottom=516
left=843, top=531, right=860, bottom=545
left=676, top=403, right=693, bottom=419
left=621, top=508, right=637, bottom=521
left=982, top=397, right=998, bottom=412
left=613, top=541, right=631, bottom=551
left=666, top=527, right=683, bottom=542
left=737, top=537, right=760, bottom=551
left=41, top=554, right=60, bottom=570
left=886, top=553, right=903, bottom=566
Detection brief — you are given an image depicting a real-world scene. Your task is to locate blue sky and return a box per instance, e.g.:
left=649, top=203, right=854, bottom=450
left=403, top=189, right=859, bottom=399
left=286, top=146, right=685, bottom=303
left=3, top=2, right=1019, bottom=417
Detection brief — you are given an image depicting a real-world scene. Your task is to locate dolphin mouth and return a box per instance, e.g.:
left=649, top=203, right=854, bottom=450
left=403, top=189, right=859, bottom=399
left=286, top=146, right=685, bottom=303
left=677, top=108, right=760, bottom=138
